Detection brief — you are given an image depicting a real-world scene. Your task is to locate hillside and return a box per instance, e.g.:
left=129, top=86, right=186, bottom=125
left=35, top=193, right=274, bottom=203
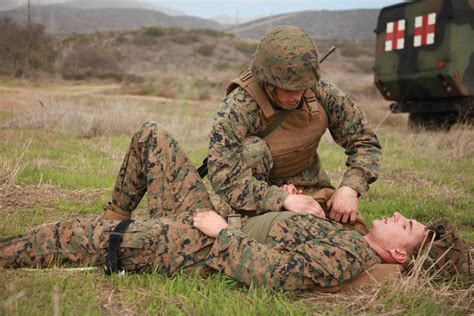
left=227, top=9, right=379, bottom=40
left=0, top=0, right=184, bottom=16
left=0, top=4, right=224, bottom=34
left=0, top=4, right=380, bottom=40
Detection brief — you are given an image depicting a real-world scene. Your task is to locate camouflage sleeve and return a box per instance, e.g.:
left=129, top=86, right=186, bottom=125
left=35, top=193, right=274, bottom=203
left=315, top=79, right=382, bottom=195
left=207, top=88, right=288, bottom=214
left=205, top=227, right=368, bottom=290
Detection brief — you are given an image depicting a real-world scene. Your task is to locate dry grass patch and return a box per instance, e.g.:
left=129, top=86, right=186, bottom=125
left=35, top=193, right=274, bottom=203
left=400, top=124, right=474, bottom=160
left=1, top=96, right=150, bottom=138
left=0, top=184, right=104, bottom=210
left=0, top=140, right=31, bottom=186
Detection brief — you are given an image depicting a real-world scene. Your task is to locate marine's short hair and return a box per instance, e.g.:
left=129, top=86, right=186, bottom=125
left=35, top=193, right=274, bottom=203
left=409, top=218, right=466, bottom=277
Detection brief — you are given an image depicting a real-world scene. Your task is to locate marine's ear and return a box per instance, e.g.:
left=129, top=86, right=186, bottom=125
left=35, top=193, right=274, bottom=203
left=388, top=248, right=408, bottom=264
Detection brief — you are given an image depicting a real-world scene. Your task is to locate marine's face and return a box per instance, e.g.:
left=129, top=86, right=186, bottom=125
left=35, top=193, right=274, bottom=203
left=371, top=212, right=427, bottom=252
left=274, top=87, right=305, bottom=109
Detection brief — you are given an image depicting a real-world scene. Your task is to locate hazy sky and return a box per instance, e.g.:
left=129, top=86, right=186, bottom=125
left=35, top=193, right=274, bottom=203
left=149, top=0, right=402, bottom=19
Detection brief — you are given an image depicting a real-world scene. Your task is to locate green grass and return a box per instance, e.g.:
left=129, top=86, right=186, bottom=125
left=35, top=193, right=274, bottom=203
left=0, top=111, right=14, bottom=122
left=1, top=129, right=123, bottom=189
left=0, top=82, right=472, bottom=314
left=0, top=271, right=311, bottom=315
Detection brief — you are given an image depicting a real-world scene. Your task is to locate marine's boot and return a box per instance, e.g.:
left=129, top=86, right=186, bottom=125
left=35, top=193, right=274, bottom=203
left=102, top=202, right=132, bottom=221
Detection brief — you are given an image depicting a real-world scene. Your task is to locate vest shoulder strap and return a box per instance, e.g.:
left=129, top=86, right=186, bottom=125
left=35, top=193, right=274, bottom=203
left=226, top=68, right=276, bottom=119
left=256, top=110, right=290, bottom=138
left=303, top=89, right=320, bottom=114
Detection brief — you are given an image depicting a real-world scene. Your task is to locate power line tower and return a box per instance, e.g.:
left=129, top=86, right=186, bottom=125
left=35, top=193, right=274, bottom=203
left=27, top=0, right=31, bottom=25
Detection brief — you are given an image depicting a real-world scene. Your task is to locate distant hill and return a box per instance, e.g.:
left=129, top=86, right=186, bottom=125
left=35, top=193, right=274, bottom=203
left=0, top=5, right=380, bottom=40
left=227, top=9, right=379, bottom=40
left=0, top=4, right=223, bottom=34
left=0, top=0, right=185, bottom=16
left=58, top=0, right=185, bottom=16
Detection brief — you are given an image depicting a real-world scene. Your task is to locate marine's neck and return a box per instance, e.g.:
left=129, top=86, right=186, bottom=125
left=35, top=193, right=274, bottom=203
left=363, top=235, right=397, bottom=264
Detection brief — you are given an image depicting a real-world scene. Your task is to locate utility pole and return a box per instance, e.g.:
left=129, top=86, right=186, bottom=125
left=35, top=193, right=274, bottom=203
left=27, top=0, right=31, bottom=25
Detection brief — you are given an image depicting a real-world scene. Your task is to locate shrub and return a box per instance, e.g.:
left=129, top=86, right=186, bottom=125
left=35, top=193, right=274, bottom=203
left=195, top=44, right=216, bottom=57
left=193, top=29, right=227, bottom=37
left=234, top=40, right=258, bottom=57
left=144, top=77, right=157, bottom=95
left=215, top=62, right=231, bottom=71
left=171, top=34, right=199, bottom=45
left=77, top=34, right=93, bottom=43
left=144, top=27, right=166, bottom=37
left=61, top=46, right=124, bottom=81
left=0, top=18, right=57, bottom=77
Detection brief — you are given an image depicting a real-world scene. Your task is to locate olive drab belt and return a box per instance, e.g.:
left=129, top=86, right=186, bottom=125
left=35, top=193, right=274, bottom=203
left=227, top=68, right=328, bottom=179
left=104, top=219, right=134, bottom=275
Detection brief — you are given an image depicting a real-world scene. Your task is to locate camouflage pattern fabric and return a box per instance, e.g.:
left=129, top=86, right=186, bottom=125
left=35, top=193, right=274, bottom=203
left=0, top=211, right=382, bottom=290
left=251, top=25, right=320, bottom=90
left=0, top=211, right=215, bottom=275
left=110, top=121, right=212, bottom=218
left=208, top=78, right=382, bottom=215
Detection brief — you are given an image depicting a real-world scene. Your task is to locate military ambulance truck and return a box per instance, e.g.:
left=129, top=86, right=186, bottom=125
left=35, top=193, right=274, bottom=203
left=374, top=0, right=473, bottom=129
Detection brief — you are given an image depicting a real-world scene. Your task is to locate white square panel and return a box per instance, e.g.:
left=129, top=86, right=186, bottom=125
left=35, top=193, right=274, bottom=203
left=428, top=13, right=436, bottom=25
left=415, top=16, right=423, bottom=28
left=397, top=38, right=405, bottom=49
left=414, top=35, right=421, bottom=47
left=427, top=33, right=435, bottom=45
left=386, top=22, right=394, bottom=33
left=398, top=19, right=406, bottom=31
left=385, top=41, right=393, bottom=51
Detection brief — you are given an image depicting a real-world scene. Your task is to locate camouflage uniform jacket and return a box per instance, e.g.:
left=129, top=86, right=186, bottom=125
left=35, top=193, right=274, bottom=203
left=208, top=79, right=382, bottom=214
left=207, top=213, right=383, bottom=290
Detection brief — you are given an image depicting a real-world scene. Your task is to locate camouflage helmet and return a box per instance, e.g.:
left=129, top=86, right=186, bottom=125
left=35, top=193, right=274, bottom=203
left=419, top=218, right=465, bottom=277
left=251, top=25, right=320, bottom=91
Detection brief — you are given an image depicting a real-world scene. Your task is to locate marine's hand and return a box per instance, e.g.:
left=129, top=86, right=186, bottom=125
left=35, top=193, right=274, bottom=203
left=282, top=184, right=303, bottom=195
left=193, top=210, right=229, bottom=238
left=328, top=186, right=359, bottom=223
left=283, top=194, right=326, bottom=219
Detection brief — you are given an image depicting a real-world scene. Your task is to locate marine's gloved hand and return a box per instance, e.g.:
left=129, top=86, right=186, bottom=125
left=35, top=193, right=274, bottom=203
left=193, top=210, right=229, bottom=238
left=281, top=183, right=303, bottom=195
left=328, top=186, right=359, bottom=224
left=283, top=194, right=326, bottom=219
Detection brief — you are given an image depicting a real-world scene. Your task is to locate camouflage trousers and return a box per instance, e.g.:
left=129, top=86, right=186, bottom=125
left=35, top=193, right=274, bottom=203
left=0, top=211, right=214, bottom=273
left=109, top=121, right=212, bottom=218
left=0, top=121, right=215, bottom=271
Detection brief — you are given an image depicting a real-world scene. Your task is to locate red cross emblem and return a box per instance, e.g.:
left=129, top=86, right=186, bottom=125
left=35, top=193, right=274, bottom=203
left=414, top=13, right=436, bottom=47
left=385, top=19, right=405, bottom=51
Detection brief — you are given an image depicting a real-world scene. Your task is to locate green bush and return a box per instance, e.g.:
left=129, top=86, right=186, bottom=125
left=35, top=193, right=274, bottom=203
left=195, top=44, right=216, bottom=57
left=234, top=40, right=258, bottom=57
left=77, top=34, right=93, bottom=43
left=171, top=34, right=199, bottom=45
left=61, top=46, right=124, bottom=81
left=0, top=18, right=57, bottom=77
left=340, top=45, right=364, bottom=58
left=193, top=29, right=228, bottom=37
left=144, top=77, right=158, bottom=95
left=144, top=27, right=166, bottom=37
left=215, top=62, right=231, bottom=71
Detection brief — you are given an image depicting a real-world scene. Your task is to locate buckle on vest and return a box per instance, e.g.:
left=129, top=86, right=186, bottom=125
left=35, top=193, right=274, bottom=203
left=240, top=68, right=252, bottom=82
left=226, top=214, right=242, bottom=228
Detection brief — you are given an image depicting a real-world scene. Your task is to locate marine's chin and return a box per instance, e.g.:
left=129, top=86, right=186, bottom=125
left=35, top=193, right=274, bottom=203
left=372, top=219, right=384, bottom=228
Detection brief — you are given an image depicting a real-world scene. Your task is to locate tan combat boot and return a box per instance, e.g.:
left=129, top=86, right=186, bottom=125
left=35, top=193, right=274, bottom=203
left=102, top=202, right=132, bottom=221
